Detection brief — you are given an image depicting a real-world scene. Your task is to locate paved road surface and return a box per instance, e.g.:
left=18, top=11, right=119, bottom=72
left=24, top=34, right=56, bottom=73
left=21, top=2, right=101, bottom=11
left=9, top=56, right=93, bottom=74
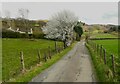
left=30, top=40, right=97, bottom=82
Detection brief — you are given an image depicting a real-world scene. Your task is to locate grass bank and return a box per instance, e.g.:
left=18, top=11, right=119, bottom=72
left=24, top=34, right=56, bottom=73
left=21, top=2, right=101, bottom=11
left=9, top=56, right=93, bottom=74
left=86, top=43, right=114, bottom=82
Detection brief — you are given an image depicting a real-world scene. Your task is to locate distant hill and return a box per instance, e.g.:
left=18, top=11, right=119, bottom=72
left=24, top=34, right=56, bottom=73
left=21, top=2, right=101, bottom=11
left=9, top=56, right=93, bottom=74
left=2, top=18, right=119, bottom=34
left=82, top=24, right=119, bottom=33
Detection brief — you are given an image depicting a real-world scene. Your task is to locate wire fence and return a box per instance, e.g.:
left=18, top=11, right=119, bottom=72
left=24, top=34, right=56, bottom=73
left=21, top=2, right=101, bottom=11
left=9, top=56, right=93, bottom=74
left=19, top=41, right=64, bottom=73
left=87, top=40, right=120, bottom=81
left=3, top=41, right=65, bottom=81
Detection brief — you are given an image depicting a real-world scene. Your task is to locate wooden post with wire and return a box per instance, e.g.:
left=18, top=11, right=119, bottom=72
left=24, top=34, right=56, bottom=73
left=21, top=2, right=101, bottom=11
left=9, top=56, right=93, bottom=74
left=103, top=48, right=106, bottom=64
left=111, top=54, right=115, bottom=77
left=38, top=49, right=41, bottom=63
left=48, top=46, right=51, bottom=59
left=20, top=51, right=25, bottom=73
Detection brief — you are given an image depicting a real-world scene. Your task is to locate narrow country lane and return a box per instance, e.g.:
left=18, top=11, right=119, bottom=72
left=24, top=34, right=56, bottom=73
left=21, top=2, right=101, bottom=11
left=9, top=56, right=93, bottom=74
left=30, top=40, right=97, bottom=82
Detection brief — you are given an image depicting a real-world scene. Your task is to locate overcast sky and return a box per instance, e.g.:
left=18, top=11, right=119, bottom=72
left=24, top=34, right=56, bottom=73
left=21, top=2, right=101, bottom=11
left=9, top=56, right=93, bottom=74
left=1, top=2, right=118, bottom=25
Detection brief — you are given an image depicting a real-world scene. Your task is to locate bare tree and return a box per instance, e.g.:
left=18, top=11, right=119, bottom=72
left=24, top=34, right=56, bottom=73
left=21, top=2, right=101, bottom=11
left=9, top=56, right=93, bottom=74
left=4, top=10, right=11, bottom=28
left=5, top=10, right=10, bottom=19
left=0, top=11, right=2, bottom=34
left=18, top=8, right=30, bottom=33
left=42, top=10, right=78, bottom=48
left=18, top=8, right=29, bottom=19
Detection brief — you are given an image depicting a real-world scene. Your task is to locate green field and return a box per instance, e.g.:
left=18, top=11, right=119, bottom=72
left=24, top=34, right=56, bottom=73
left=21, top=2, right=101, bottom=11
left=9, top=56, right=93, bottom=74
left=2, top=38, right=63, bottom=81
left=93, top=40, right=118, bottom=56
left=93, top=33, right=118, bottom=38
left=92, top=33, right=118, bottom=56
left=87, top=40, right=119, bottom=81
left=89, top=33, right=119, bottom=81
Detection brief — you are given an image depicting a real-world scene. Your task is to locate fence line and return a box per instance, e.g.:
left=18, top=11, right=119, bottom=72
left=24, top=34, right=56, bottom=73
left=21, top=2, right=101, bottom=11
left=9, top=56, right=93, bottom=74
left=87, top=40, right=118, bottom=79
left=19, top=41, right=64, bottom=74
left=37, top=49, right=41, bottom=63
left=89, top=38, right=120, bottom=40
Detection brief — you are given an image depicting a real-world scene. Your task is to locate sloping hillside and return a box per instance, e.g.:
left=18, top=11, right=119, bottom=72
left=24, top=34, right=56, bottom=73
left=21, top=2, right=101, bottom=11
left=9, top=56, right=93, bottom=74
left=2, top=18, right=47, bottom=34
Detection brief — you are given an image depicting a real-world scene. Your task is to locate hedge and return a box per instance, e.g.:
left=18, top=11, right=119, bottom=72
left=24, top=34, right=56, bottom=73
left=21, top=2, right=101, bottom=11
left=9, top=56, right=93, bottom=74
left=2, top=30, right=45, bottom=39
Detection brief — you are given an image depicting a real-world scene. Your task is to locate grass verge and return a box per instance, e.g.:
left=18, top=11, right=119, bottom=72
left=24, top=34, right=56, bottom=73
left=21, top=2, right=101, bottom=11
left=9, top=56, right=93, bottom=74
left=85, top=43, right=114, bottom=82
left=8, top=42, right=76, bottom=83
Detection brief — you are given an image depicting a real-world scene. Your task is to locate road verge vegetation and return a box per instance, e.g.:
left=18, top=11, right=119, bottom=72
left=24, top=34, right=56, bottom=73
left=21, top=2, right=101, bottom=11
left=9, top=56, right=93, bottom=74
left=85, top=42, right=116, bottom=82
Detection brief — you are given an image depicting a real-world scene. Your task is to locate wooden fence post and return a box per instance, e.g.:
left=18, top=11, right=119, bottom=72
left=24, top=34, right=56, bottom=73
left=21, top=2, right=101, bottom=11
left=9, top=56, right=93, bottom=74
left=93, top=42, right=94, bottom=49
left=60, top=45, right=62, bottom=52
left=58, top=45, right=60, bottom=53
left=111, top=54, right=115, bottom=77
left=100, top=45, right=102, bottom=57
left=46, top=50, right=49, bottom=59
left=55, top=41, right=57, bottom=53
left=96, top=44, right=98, bottom=53
left=48, top=46, right=51, bottom=59
left=94, top=43, right=95, bottom=50
left=103, top=49, right=106, bottom=64
left=20, top=51, right=25, bottom=72
left=94, top=43, right=96, bottom=52
left=93, top=42, right=94, bottom=51
left=38, top=49, right=41, bottom=63
left=44, top=52, right=47, bottom=62
left=97, top=44, right=99, bottom=55
left=94, top=43, right=96, bottom=51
